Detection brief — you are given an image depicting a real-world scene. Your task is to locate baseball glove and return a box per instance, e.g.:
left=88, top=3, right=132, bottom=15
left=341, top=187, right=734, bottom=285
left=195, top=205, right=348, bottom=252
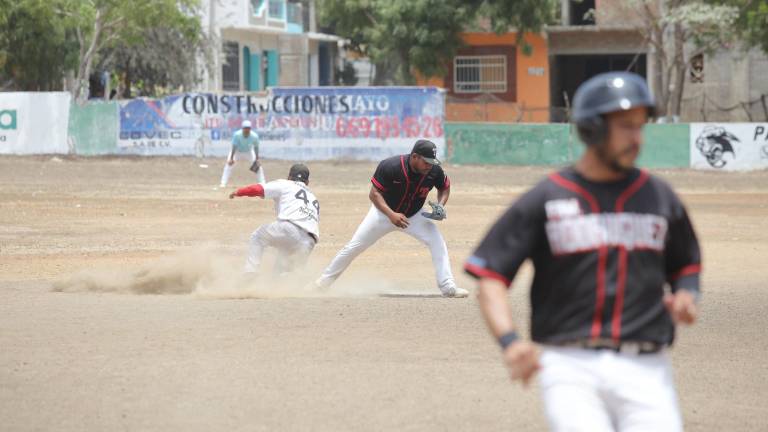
left=421, top=201, right=447, bottom=221
left=249, top=159, right=261, bottom=173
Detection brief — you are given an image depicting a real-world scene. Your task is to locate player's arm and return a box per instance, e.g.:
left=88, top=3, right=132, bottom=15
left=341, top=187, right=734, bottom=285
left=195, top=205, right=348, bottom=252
left=227, top=134, right=238, bottom=164
left=466, top=191, right=543, bottom=386
left=477, top=278, right=540, bottom=387
left=370, top=161, right=409, bottom=228
left=664, top=196, right=702, bottom=325
left=436, top=174, right=451, bottom=206
left=436, top=184, right=450, bottom=206
left=229, top=184, right=264, bottom=199
left=369, top=186, right=408, bottom=228
left=227, top=145, right=236, bottom=165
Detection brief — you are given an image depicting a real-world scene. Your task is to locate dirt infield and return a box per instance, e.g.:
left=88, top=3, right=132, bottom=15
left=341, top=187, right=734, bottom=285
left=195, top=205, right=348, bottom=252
left=1, top=156, right=767, bottom=431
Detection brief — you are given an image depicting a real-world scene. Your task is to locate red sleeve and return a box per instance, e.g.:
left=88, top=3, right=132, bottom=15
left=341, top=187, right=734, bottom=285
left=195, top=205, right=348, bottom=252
left=234, top=184, right=265, bottom=197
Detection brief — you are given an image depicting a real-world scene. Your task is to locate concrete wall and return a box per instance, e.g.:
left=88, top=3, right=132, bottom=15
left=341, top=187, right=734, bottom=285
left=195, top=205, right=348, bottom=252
left=67, top=101, right=119, bottom=155
left=446, top=122, right=690, bottom=168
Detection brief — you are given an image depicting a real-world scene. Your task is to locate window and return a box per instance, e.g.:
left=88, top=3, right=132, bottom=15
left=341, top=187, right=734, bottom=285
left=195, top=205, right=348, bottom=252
left=222, top=41, right=240, bottom=91
left=269, top=0, right=284, bottom=19
left=690, top=54, right=704, bottom=83
left=251, top=0, right=264, bottom=15
left=569, top=0, right=596, bottom=26
left=453, top=55, right=507, bottom=93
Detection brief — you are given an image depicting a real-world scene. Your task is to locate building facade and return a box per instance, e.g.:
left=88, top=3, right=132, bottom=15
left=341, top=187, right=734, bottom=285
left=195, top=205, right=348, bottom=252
left=419, top=32, right=550, bottom=123
left=552, top=0, right=768, bottom=122
left=420, top=0, right=768, bottom=123
left=198, top=0, right=342, bottom=93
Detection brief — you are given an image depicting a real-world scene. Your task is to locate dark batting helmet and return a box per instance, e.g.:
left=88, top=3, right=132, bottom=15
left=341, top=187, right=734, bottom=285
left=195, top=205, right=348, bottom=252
left=572, top=72, right=656, bottom=146
left=288, top=163, right=310, bottom=184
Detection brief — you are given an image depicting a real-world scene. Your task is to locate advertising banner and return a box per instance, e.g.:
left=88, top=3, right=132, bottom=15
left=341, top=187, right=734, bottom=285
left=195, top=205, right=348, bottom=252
left=690, top=123, right=768, bottom=171
left=118, top=87, right=446, bottom=160
left=0, top=92, right=71, bottom=154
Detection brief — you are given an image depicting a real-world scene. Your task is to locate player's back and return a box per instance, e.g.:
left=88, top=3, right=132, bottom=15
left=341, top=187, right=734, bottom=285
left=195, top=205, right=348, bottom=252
left=264, top=179, right=320, bottom=238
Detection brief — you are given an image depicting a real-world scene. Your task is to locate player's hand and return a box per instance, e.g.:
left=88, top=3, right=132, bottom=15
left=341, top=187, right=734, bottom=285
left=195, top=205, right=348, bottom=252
left=388, top=212, right=409, bottom=228
left=502, top=340, right=541, bottom=387
left=229, top=192, right=236, bottom=199
left=664, top=290, right=698, bottom=325
left=227, top=159, right=235, bottom=166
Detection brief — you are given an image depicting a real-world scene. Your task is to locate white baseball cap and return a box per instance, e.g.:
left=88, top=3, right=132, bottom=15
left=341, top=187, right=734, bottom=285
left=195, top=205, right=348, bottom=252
left=241, top=120, right=252, bottom=129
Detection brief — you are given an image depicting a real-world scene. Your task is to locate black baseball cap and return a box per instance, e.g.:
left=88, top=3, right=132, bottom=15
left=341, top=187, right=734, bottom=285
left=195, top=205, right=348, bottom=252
left=411, top=139, right=440, bottom=165
left=289, top=163, right=310, bottom=183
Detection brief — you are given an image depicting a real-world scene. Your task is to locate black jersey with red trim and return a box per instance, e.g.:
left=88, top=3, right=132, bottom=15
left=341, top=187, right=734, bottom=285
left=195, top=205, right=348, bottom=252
left=465, top=167, right=701, bottom=347
left=371, top=154, right=450, bottom=217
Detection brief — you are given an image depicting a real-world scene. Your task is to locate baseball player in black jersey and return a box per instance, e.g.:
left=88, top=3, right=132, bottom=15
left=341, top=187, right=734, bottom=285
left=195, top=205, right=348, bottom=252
left=465, top=72, right=701, bottom=431
left=315, top=139, right=468, bottom=297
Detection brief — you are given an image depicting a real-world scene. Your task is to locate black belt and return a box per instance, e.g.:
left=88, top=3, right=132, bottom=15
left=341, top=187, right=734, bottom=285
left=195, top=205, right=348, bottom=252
left=552, top=339, right=665, bottom=355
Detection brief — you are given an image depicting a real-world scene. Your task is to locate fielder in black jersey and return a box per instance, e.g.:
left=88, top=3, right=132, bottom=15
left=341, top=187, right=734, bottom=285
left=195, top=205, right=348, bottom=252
left=371, top=153, right=451, bottom=218
left=467, top=72, right=700, bottom=431
left=315, top=140, right=467, bottom=298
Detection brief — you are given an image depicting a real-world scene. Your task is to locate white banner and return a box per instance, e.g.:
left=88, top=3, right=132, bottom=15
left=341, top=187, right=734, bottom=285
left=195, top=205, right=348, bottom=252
left=0, top=92, right=71, bottom=155
left=690, top=123, right=768, bottom=171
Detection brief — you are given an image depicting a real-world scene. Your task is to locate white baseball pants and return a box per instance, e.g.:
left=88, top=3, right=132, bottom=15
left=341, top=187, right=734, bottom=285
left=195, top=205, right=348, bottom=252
left=245, top=220, right=316, bottom=274
left=538, top=346, right=683, bottom=432
left=317, top=205, right=457, bottom=293
left=220, top=148, right=266, bottom=187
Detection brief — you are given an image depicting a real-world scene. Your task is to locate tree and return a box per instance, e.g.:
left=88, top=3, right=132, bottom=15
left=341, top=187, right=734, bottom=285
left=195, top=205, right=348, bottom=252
left=722, top=0, right=768, bottom=54
left=606, top=1, right=739, bottom=120
left=54, top=0, right=203, bottom=101
left=318, top=0, right=557, bottom=85
left=101, top=24, right=211, bottom=97
left=0, top=0, right=77, bottom=91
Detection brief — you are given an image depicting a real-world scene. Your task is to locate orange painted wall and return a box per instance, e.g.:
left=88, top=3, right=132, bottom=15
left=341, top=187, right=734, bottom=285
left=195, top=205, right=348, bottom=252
left=420, top=32, right=550, bottom=123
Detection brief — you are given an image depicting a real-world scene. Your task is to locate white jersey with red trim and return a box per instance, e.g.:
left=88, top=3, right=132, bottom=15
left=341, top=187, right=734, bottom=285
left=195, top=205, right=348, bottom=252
left=263, top=179, right=320, bottom=239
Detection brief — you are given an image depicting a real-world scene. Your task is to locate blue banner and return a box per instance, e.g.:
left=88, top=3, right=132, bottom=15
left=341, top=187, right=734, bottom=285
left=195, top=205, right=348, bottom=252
left=118, top=87, right=445, bottom=160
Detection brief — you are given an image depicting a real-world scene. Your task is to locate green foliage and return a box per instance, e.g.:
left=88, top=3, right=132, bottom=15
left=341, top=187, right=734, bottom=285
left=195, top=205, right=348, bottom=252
left=730, top=0, right=768, bottom=53
left=53, top=0, right=205, bottom=99
left=0, top=0, right=77, bottom=90
left=319, top=0, right=557, bottom=84
left=0, top=0, right=205, bottom=95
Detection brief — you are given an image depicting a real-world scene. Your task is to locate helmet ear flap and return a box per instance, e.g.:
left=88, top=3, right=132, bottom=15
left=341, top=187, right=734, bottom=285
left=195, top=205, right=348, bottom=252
left=576, top=116, right=607, bottom=147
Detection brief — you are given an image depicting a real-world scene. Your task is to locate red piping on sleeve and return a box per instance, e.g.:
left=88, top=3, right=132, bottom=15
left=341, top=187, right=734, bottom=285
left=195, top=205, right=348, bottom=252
left=669, top=264, right=701, bottom=281
left=234, top=184, right=265, bottom=197
left=371, top=177, right=387, bottom=192
left=464, top=263, right=511, bottom=287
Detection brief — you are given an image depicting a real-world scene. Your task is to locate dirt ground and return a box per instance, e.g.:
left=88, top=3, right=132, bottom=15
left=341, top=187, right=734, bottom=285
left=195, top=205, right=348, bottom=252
left=1, top=155, right=767, bottom=431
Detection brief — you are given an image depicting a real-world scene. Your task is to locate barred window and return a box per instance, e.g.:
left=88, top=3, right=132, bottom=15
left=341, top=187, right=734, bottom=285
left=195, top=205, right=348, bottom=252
left=222, top=42, right=240, bottom=91
left=454, top=55, right=507, bottom=94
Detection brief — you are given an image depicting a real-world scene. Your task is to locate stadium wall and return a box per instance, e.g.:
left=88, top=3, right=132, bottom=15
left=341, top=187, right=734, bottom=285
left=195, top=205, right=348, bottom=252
left=446, top=122, right=692, bottom=168
left=4, top=92, right=767, bottom=171
left=0, top=92, right=71, bottom=154
left=67, top=101, right=120, bottom=155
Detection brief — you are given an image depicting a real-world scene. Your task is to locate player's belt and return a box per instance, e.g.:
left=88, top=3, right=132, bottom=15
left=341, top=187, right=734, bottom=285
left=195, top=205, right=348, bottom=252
left=555, top=339, right=665, bottom=355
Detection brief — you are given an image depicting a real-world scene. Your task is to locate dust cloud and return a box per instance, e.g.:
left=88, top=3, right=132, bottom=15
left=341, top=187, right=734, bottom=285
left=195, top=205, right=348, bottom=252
left=51, top=247, right=396, bottom=299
